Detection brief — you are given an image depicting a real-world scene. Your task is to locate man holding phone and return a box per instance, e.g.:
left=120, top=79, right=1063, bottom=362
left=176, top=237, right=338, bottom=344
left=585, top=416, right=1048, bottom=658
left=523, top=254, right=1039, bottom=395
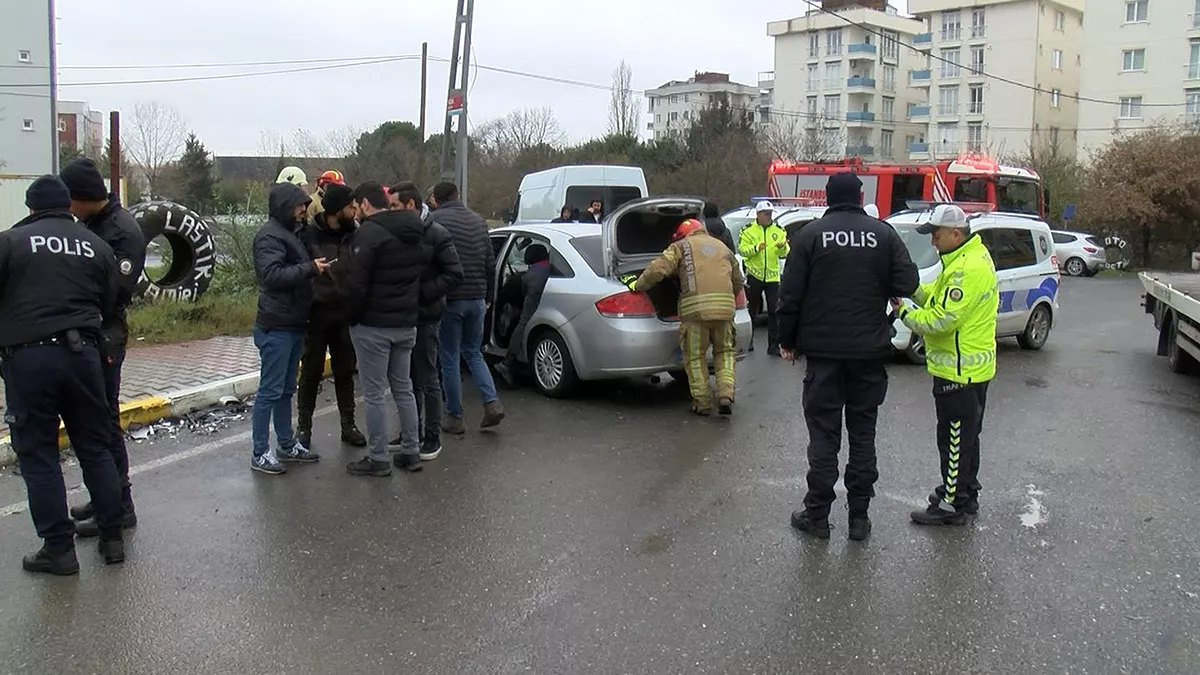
left=296, top=183, right=365, bottom=449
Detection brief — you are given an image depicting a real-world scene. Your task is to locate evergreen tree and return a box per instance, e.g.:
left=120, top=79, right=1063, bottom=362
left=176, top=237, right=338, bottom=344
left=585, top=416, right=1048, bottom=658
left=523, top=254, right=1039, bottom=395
left=177, top=132, right=216, bottom=215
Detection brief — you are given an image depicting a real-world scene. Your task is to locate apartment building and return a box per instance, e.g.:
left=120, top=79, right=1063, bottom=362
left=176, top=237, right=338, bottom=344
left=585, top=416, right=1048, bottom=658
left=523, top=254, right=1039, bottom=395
left=645, top=72, right=758, bottom=140
left=906, top=0, right=1084, bottom=161
left=58, top=100, right=104, bottom=158
left=1077, top=0, right=1200, bottom=157
left=0, top=0, right=53, bottom=176
left=767, top=3, right=927, bottom=161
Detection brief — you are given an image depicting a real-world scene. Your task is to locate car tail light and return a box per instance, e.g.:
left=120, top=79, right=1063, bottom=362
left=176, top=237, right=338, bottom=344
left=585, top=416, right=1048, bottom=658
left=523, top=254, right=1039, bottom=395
left=1083, top=246, right=1098, bottom=253
left=735, top=288, right=747, bottom=309
left=595, top=291, right=658, bottom=318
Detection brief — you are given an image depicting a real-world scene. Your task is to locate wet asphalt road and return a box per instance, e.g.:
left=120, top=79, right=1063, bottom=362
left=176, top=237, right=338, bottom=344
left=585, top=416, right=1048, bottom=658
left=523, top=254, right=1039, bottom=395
left=1, top=275, right=1198, bottom=674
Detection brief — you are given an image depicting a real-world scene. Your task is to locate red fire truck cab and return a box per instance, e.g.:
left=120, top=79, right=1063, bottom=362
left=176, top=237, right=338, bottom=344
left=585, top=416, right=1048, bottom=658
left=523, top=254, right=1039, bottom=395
left=768, top=156, right=1047, bottom=219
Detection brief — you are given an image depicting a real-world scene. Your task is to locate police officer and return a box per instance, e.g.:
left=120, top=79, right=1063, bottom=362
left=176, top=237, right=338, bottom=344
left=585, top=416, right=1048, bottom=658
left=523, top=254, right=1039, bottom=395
left=777, top=172, right=919, bottom=541
left=2, top=176, right=126, bottom=574
left=737, top=201, right=788, bottom=355
left=892, top=204, right=998, bottom=525
left=59, top=158, right=146, bottom=537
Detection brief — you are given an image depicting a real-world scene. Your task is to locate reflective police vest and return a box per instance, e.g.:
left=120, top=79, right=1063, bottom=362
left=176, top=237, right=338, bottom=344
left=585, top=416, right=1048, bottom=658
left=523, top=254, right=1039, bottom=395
left=898, top=233, right=998, bottom=384
left=737, top=221, right=788, bottom=283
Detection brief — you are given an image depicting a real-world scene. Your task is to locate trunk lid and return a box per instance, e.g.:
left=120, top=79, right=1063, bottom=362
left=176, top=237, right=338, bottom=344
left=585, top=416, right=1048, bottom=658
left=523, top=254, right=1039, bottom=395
left=602, top=196, right=706, bottom=276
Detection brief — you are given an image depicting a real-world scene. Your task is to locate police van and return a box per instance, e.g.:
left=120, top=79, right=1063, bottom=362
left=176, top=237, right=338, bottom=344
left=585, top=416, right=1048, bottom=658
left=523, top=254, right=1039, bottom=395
left=887, top=205, right=1060, bottom=364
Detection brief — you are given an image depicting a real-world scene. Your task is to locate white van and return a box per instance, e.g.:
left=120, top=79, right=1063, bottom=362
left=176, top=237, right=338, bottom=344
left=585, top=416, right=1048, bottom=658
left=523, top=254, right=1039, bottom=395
left=508, top=165, right=648, bottom=224
left=887, top=209, right=1061, bottom=364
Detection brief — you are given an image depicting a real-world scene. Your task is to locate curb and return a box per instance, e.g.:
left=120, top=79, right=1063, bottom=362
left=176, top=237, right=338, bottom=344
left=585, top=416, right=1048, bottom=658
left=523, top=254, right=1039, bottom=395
left=0, top=354, right=332, bottom=468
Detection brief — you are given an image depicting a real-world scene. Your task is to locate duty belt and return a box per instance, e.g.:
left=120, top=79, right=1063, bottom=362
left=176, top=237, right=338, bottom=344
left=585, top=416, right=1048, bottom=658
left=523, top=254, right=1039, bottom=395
left=1, top=332, right=95, bottom=357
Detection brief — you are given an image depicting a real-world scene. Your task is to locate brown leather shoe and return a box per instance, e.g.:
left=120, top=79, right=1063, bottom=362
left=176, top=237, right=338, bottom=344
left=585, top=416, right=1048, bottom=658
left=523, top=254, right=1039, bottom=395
left=480, top=401, right=505, bottom=428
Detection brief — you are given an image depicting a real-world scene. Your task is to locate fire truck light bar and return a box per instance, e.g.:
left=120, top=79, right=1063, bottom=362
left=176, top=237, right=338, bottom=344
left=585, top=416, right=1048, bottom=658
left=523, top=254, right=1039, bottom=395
left=904, top=200, right=994, bottom=213
left=750, top=196, right=823, bottom=206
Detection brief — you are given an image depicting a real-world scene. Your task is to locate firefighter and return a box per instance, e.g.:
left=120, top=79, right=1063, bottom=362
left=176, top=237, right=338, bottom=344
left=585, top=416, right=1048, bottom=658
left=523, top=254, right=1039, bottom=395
left=625, top=218, right=744, bottom=416
left=309, top=170, right=345, bottom=220
left=737, top=201, right=788, bottom=356
left=892, top=204, right=998, bottom=525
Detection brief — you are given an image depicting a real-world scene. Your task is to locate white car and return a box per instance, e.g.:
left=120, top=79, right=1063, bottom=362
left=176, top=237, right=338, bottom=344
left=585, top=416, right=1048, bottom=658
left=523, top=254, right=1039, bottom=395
left=1051, top=229, right=1107, bottom=277
left=887, top=210, right=1061, bottom=364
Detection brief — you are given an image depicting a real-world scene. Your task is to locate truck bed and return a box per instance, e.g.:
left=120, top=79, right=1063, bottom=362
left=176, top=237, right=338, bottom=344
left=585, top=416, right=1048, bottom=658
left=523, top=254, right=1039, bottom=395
left=1140, top=271, right=1200, bottom=299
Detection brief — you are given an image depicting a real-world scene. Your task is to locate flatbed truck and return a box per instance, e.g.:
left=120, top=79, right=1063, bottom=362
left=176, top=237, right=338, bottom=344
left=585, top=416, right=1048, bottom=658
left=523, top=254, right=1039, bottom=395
left=1140, top=271, right=1200, bottom=373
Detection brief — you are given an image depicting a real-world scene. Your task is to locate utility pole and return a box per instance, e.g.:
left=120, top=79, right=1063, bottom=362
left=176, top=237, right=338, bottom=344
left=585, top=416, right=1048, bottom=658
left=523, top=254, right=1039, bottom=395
left=439, top=0, right=476, bottom=203
left=418, top=41, right=428, bottom=188
left=48, top=0, right=59, bottom=172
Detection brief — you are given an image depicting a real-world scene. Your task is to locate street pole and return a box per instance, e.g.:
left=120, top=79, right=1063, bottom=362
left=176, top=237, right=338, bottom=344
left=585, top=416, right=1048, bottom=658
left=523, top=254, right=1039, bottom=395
left=456, top=0, right=476, bottom=204
left=47, top=0, right=59, bottom=172
left=418, top=41, right=428, bottom=188
left=438, top=0, right=465, bottom=183
left=109, top=111, right=121, bottom=201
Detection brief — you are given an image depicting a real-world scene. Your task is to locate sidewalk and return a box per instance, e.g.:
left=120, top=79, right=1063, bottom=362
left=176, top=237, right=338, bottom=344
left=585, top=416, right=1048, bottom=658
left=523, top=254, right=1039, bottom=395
left=0, top=336, right=268, bottom=465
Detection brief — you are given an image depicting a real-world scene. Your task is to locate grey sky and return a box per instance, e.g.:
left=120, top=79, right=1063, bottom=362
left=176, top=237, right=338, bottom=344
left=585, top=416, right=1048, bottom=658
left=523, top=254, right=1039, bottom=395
left=55, top=0, right=910, bottom=155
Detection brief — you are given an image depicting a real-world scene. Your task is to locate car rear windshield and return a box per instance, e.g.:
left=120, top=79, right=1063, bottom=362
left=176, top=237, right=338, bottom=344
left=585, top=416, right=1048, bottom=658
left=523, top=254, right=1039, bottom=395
left=893, top=224, right=941, bottom=269
left=570, top=235, right=605, bottom=276
left=1086, top=236, right=1103, bottom=247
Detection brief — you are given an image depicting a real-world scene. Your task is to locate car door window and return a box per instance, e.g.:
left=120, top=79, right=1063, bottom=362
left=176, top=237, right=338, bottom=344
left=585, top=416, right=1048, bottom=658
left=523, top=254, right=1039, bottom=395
left=978, top=227, right=1037, bottom=271
left=1051, top=232, right=1075, bottom=245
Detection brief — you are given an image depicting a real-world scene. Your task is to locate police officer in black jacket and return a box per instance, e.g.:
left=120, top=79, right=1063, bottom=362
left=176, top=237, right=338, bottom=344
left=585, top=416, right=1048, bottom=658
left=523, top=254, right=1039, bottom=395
left=2, top=176, right=127, bottom=575
left=777, top=172, right=919, bottom=542
left=58, top=158, right=146, bottom=537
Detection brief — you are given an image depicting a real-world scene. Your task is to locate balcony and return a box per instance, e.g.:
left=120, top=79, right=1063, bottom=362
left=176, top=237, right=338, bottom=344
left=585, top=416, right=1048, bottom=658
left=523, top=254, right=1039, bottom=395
left=910, top=69, right=932, bottom=85
left=941, top=27, right=962, bottom=41
left=938, top=103, right=960, bottom=116
left=909, top=142, right=931, bottom=154
left=846, top=111, right=877, bottom=125
left=913, top=32, right=933, bottom=48
left=846, top=76, right=877, bottom=89
left=848, top=43, right=877, bottom=57
left=846, top=144, right=876, bottom=157
left=758, top=70, right=775, bottom=88
left=940, top=66, right=963, bottom=79
left=909, top=104, right=931, bottom=119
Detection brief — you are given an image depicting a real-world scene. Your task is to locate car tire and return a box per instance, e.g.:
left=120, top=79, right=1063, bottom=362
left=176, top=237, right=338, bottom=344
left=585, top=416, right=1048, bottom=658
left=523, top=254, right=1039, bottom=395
left=1165, top=313, right=1197, bottom=375
left=1064, top=257, right=1086, bottom=277
left=1017, top=304, right=1052, bottom=350
left=529, top=330, right=580, bottom=398
left=129, top=201, right=217, bottom=302
left=905, top=335, right=927, bottom=365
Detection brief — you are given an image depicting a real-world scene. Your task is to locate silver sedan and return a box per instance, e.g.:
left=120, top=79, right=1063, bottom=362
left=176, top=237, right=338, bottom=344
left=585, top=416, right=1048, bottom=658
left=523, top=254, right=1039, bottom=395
left=482, top=198, right=753, bottom=397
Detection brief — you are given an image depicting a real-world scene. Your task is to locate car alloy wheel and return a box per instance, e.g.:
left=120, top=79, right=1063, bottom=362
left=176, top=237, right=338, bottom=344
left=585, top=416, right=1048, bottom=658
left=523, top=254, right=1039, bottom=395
left=533, top=337, right=564, bottom=392
left=1065, top=257, right=1085, bottom=277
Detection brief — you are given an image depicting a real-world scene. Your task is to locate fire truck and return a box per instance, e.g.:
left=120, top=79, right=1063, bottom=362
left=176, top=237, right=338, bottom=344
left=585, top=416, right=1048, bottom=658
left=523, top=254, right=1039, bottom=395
left=767, top=155, right=1047, bottom=219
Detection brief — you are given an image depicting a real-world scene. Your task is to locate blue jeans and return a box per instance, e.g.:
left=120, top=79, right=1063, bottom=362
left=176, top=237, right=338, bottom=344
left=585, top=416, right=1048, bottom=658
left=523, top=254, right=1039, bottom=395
left=252, top=326, right=305, bottom=458
left=439, top=298, right=499, bottom=418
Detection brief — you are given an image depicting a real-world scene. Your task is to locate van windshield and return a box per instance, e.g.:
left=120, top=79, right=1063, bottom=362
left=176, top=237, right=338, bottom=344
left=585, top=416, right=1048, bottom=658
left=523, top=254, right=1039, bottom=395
left=995, top=178, right=1040, bottom=215
left=892, top=223, right=941, bottom=269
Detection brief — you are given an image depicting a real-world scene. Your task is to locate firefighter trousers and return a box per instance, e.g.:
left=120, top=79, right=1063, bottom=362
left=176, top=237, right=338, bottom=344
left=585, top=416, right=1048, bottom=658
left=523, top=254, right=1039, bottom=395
left=297, top=316, right=357, bottom=431
left=679, top=320, right=736, bottom=411
left=931, top=377, right=989, bottom=508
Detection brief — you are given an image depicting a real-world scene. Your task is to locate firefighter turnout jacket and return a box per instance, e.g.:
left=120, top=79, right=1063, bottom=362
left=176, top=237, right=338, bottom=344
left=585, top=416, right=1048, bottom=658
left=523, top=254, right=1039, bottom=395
left=737, top=220, right=788, bottom=283
left=634, top=230, right=745, bottom=321
left=898, top=233, right=998, bottom=384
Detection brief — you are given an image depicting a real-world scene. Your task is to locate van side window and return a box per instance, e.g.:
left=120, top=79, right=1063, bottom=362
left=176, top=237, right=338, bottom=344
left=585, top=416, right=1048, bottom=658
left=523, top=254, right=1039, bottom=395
left=565, top=185, right=643, bottom=214
left=978, top=227, right=1038, bottom=271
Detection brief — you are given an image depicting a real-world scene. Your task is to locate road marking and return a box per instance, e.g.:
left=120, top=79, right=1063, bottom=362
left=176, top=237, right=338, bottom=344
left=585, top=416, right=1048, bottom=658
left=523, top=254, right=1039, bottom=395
left=0, top=403, right=339, bottom=519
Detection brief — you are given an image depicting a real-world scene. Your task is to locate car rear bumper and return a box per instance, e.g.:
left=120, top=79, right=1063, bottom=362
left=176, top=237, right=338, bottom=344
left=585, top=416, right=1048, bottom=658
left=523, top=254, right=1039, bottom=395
left=566, top=310, right=754, bottom=380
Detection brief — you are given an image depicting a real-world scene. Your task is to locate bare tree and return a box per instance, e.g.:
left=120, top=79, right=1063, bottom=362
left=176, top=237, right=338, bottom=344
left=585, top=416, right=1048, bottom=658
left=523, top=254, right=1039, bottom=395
left=476, top=107, right=567, bottom=162
left=607, top=60, right=640, bottom=137
left=762, top=114, right=840, bottom=162
left=125, top=101, right=186, bottom=195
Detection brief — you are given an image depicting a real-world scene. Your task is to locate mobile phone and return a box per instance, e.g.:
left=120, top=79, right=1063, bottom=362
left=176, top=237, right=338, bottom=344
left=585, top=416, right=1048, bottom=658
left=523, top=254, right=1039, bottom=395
left=326, top=258, right=338, bottom=265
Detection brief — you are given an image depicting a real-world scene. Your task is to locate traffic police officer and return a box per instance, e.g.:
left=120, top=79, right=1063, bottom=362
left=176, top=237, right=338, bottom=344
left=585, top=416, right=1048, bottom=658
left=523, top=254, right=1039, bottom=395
left=2, top=176, right=126, bottom=575
left=60, top=158, right=146, bottom=537
left=737, top=201, right=788, bottom=355
left=892, top=204, right=998, bottom=525
left=777, top=172, right=919, bottom=541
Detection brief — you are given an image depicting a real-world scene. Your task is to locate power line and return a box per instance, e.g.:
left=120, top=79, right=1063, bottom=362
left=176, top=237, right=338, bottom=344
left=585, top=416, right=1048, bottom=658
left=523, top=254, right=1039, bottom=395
left=0, top=55, right=398, bottom=70
left=797, top=0, right=1183, bottom=108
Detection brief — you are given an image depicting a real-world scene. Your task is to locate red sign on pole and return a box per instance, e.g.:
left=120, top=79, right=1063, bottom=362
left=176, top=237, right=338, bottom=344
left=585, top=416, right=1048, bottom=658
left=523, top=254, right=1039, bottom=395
left=447, top=91, right=464, bottom=115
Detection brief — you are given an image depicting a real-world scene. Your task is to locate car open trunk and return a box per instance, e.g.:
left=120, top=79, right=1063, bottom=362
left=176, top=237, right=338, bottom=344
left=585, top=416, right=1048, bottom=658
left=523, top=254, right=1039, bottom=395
left=603, top=196, right=707, bottom=321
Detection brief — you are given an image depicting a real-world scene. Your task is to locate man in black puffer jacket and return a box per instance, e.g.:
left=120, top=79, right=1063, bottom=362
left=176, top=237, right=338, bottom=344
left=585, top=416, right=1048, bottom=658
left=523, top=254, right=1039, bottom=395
left=343, top=182, right=436, bottom=477
left=430, top=181, right=504, bottom=433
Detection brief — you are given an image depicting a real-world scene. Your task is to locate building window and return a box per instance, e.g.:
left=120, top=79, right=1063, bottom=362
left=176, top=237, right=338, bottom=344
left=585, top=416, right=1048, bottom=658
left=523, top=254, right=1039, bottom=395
left=670, top=95, right=679, bottom=104
left=881, top=129, right=894, bottom=157
left=1055, top=11, right=1066, bottom=31
left=941, top=10, right=962, bottom=41
left=827, top=28, right=843, bottom=56
left=1186, top=89, right=1200, bottom=126
left=57, top=118, right=66, bottom=132
left=883, top=65, right=897, bottom=91
left=809, top=32, right=820, bottom=58
left=1052, top=49, right=1063, bottom=70
left=882, top=30, right=900, bottom=60
left=683, top=93, right=690, bottom=103
left=1119, top=95, right=1143, bottom=118
left=1195, top=0, right=1200, bottom=28
left=824, top=94, right=842, bottom=117
left=1122, top=48, right=1146, bottom=71
left=1190, top=39, right=1200, bottom=79
left=938, top=122, right=960, bottom=149
left=882, top=97, right=895, bottom=122
left=18, top=49, right=31, bottom=63
left=1051, top=89, right=1062, bottom=107
left=683, top=110, right=690, bottom=120
left=670, top=111, right=679, bottom=122
left=824, top=62, right=842, bottom=88
left=968, top=84, right=985, bottom=113
left=22, top=119, right=34, bottom=131
left=940, top=48, right=961, bottom=78
left=938, top=85, right=960, bottom=115
left=1125, top=0, right=1148, bottom=22
left=967, top=46, right=985, bottom=76
left=807, top=64, right=819, bottom=89
left=807, top=96, right=818, bottom=117
left=655, top=113, right=661, bottom=123
left=970, top=8, right=986, bottom=38
left=1049, top=126, right=1060, bottom=147
left=967, top=122, right=983, bottom=151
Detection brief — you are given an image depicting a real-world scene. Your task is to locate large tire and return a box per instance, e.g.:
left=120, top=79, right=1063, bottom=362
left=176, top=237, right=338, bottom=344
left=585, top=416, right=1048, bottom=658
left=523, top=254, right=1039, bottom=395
left=129, top=201, right=216, bottom=302
left=1165, top=313, right=1197, bottom=375
left=1018, top=304, right=1052, bottom=350
left=529, top=329, right=580, bottom=398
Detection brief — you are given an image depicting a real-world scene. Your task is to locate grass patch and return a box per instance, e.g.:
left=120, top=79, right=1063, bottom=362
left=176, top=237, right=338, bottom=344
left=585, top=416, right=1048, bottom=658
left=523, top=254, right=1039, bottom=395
left=1097, top=267, right=1137, bottom=278
left=128, top=293, right=257, bottom=344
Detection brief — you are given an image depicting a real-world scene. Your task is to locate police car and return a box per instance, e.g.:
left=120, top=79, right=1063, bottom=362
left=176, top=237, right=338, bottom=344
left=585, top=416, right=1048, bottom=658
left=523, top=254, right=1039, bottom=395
left=887, top=204, right=1060, bottom=364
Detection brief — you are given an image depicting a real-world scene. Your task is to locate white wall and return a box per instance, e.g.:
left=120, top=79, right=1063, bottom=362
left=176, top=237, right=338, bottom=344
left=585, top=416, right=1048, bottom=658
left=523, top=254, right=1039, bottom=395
left=0, top=0, right=52, bottom=177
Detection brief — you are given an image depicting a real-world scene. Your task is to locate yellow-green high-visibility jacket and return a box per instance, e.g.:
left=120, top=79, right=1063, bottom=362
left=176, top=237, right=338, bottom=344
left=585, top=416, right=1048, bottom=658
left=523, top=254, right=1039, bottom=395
left=737, top=221, right=789, bottom=283
left=898, top=233, right=998, bottom=384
